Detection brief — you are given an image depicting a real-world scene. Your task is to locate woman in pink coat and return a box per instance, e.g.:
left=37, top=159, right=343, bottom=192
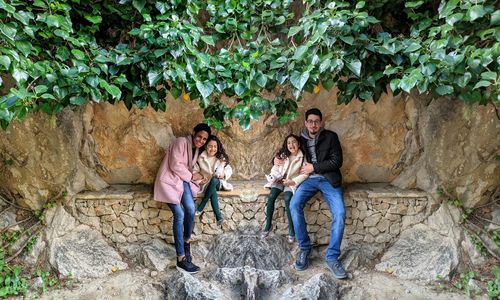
left=153, top=123, right=211, bottom=274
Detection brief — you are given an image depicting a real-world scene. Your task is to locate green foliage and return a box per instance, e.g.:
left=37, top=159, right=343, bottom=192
left=0, top=250, right=27, bottom=298
left=467, top=231, right=487, bottom=256
left=487, top=267, right=500, bottom=300
left=453, top=271, right=478, bottom=297
left=0, top=0, right=498, bottom=129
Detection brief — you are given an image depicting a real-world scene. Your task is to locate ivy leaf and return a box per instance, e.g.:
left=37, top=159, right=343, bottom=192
left=12, top=68, right=28, bottom=83
left=71, top=49, right=85, bottom=60
left=132, top=0, right=146, bottom=13
left=346, top=59, right=362, bottom=77
left=435, top=85, right=453, bottom=95
left=0, top=56, right=11, bottom=71
left=171, top=87, right=182, bottom=99
left=467, top=5, right=486, bottom=21
left=255, top=72, right=267, bottom=88
left=196, top=80, right=214, bottom=99
left=404, top=43, right=421, bottom=53
left=292, top=45, right=309, bottom=61
left=201, top=35, right=215, bottom=46
left=147, top=70, right=161, bottom=86
left=288, top=26, right=301, bottom=38
left=34, top=85, right=48, bottom=94
left=473, top=81, right=491, bottom=89
left=84, top=15, right=102, bottom=24
left=70, top=96, right=86, bottom=105
left=480, top=71, right=496, bottom=81
left=99, top=79, right=122, bottom=99
left=290, top=70, right=310, bottom=91
left=234, top=81, right=246, bottom=96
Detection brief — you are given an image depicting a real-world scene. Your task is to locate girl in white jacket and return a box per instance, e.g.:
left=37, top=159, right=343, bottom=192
left=262, top=134, right=308, bottom=243
left=193, top=135, right=233, bottom=226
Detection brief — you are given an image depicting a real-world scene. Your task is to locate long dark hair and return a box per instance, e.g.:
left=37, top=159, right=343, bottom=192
left=270, top=134, right=300, bottom=165
left=280, top=134, right=301, bottom=157
left=201, top=135, right=230, bottom=164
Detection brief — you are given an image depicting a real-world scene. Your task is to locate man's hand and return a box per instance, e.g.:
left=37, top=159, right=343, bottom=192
left=300, top=162, right=314, bottom=175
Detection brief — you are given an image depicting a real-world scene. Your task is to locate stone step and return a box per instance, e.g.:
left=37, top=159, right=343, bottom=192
left=72, top=181, right=430, bottom=246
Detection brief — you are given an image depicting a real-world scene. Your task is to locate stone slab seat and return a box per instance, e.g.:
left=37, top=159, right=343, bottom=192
left=72, top=181, right=430, bottom=246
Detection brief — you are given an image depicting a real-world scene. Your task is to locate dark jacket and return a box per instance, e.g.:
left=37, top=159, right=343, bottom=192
left=300, top=129, right=343, bottom=188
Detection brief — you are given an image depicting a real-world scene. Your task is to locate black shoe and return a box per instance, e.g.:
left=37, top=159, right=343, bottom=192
left=294, top=249, right=311, bottom=271
left=176, top=257, right=200, bottom=274
left=184, top=242, right=192, bottom=263
left=326, top=259, right=347, bottom=279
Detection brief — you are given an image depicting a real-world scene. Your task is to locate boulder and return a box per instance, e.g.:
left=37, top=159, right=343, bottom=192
left=280, top=273, right=339, bottom=300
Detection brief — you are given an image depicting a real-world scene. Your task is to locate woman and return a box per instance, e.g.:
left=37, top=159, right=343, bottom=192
left=262, top=134, right=308, bottom=243
left=193, top=135, right=233, bottom=226
left=153, top=123, right=211, bottom=274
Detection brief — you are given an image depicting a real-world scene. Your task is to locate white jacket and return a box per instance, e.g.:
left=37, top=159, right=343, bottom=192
left=193, top=151, right=233, bottom=192
left=265, top=150, right=308, bottom=193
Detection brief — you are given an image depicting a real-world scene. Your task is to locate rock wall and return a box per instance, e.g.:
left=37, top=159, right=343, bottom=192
left=72, top=183, right=430, bottom=246
left=0, top=89, right=498, bottom=209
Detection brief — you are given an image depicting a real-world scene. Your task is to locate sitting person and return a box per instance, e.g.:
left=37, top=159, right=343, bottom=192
left=261, top=134, right=308, bottom=243
left=193, top=135, right=233, bottom=226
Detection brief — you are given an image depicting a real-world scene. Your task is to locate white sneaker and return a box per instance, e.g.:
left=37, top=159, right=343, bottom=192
left=195, top=210, right=202, bottom=216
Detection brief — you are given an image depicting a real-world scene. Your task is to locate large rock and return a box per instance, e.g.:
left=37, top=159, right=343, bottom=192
left=164, top=271, right=224, bottom=300
left=46, top=204, right=127, bottom=279
left=0, top=113, right=76, bottom=209
left=141, top=239, right=176, bottom=272
left=280, top=273, right=339, bottom=300
left=392, top=97, right=499, bottom=207
left=375, top=224, right=459, bottom=280
left=91, top=102, right=175, bottom=184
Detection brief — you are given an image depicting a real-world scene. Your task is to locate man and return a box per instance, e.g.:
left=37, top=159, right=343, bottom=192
left=289, top=108, right=347, bottom=279
left=154, top=123, right=211, bottom=274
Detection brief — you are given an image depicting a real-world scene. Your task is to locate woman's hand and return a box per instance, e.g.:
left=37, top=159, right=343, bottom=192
left=192, top=172, right=204, bottom=182
left=282, top=179, right=296, bottom=187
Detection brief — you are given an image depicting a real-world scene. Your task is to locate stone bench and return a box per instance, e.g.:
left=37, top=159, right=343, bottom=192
left=71, top=181, right=430, bottom=246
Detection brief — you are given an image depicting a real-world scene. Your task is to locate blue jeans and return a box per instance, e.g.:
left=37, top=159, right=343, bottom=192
left=167, top=181, right=196, bottom=257
left=290, top=176, right=345, bottom=261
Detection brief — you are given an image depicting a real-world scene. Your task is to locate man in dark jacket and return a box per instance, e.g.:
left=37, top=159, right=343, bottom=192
left=290, top=108, right=347, bottom=279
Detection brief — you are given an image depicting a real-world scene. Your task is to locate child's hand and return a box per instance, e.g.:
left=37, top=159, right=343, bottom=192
left=283, top=179, right=296, bottom=186
left=192, top=172, right=203, bottom=181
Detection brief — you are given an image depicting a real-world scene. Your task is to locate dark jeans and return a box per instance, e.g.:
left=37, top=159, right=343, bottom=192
left=290, top=177, right=345, bottom=261
left=264, top=187, right=295, bottom=237
left=196, top=177, right=223, bottom=221
left=167, top=181, right=196, bottom=257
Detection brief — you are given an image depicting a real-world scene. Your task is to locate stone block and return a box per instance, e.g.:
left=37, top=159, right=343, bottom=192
left=149, top=217, right=161, bottom=225
left=363, top=213, right=382, bottom=227
left=389, top=223, right=401, bottom=235
left=102, top=223, right=113, bottom=236
left=148, top=208, right=160, bottom=218
left=376, top=218, right=391, bottom=232
left=317, top=213, right=331, bottom=225
left=110, top=233, right=127, bottom=243
left=95, top=205, right=114, bottom=216
left=122, top=227, right=133, bottom=236
left=127, top=234, right=138, bottom=243
left=112, top=220, right=125, bottom=232
left=375, top=233, right=392, bottom=243
left=363, top=234, right=375, bottom=243
left=120, top=214, right=138, bottom=227
left=367, top=227, right=380, bottom=236
left=158, top=209, right=172, bottom=220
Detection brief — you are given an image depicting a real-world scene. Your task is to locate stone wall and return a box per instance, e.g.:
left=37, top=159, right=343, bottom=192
left=72, top=182, right=430, bottom=246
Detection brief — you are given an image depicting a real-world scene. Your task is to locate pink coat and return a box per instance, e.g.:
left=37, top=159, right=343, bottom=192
left=153, top=135, right=201, bottom=204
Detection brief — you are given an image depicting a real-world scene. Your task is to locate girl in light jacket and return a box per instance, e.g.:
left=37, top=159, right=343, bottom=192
left=193, top=135, right=233, bottom=226
left=153, top=123, right=211, bottom=274
left=262, top=134, right=308, bottom=243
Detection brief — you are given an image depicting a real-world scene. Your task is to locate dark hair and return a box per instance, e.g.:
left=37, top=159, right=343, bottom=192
left=305, top=108, right=322, bottom=121
left=279, top=134, right=301, bottom=157
left=193, top=123, right=211, bottom=136
left=202, top=135, right=230, bottom=164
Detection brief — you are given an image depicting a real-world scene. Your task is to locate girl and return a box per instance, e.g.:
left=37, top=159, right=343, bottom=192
left=262, top=134, right=307, bottom=243
left=153, top=123, right=211, bottom=274
left=193, top=135, right=233, bottom=226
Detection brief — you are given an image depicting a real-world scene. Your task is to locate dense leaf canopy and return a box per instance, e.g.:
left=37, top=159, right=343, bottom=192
left=0, top=0, right=498, bottom=129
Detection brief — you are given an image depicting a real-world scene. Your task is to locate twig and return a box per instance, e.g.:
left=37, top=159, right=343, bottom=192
left=464, top=220, right=500, bottom=261
left=0, top=216, right=34, bottom=234
left=0, top=192, right=31, bottom=211
left=5, top=225, right=43, bottom=263
left=471, top=214, right=500, bottom=227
